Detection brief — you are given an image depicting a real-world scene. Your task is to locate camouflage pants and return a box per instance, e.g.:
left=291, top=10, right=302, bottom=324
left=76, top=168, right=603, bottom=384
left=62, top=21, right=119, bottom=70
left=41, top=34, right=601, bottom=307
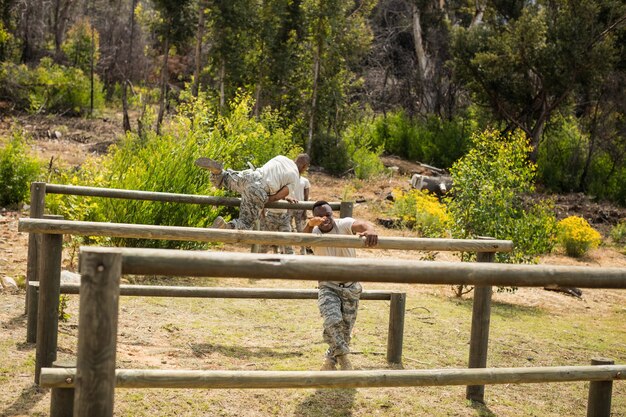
left=211, top=169, right=268, bottom=230
left=259, top=211, right=294, bottom=254
left=318, top=282, right=362, bottom=359
left=291, top=210, right=307, bottom=255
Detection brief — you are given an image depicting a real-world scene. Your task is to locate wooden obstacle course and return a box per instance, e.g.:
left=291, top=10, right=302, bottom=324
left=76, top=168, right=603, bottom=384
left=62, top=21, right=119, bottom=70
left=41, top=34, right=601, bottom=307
left=50, top=247, right=625, bottom=417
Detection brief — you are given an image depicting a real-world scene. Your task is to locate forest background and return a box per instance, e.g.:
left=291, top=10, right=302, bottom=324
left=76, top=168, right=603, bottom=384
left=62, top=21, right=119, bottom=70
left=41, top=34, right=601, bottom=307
left=0, top=0, right=625, bottom=258
left=1, top=2, right=626, bottom=415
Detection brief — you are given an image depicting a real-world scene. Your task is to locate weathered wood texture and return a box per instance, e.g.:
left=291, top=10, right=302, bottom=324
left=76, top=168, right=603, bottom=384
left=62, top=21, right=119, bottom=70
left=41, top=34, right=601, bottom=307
left=40, top=365, right=626, bottom=389
left=19, top=219, right=514, bottom=252
left=44, top=183, right=341, bottom=211
left=26, top=215, right=64, bottom=344
left=466, top=251, right=495, bottom=403
left=588, top=358, right=615, bottom=417
left=30, top=282, right=397, bottom=300
left=34, top=234, right=63, bottom=384
left=80, top=248, right=626, bottom=288
left=387, top=292, right=406, bottom=365
left=50, top=360, right=75, bottom=417
left=25, top=182, right=46, bottom=337
left=74, top=250, right=122, bottom=417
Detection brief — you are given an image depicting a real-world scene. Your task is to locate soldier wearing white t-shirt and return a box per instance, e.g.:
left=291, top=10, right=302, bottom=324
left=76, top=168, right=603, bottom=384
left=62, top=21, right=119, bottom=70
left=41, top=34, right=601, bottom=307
left=304, top=200, right=378, bottom=371
left=195, top=154, right=310, bottom=230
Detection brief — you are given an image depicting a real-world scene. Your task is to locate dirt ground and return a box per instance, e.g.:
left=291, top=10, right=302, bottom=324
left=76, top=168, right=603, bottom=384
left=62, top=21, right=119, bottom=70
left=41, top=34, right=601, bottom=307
left=1, top=112, right=626, bottom=416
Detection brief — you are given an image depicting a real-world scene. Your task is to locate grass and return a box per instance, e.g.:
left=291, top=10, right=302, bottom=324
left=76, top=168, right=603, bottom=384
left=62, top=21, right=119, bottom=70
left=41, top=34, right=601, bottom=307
left=1, top=275, right=626, bottom=416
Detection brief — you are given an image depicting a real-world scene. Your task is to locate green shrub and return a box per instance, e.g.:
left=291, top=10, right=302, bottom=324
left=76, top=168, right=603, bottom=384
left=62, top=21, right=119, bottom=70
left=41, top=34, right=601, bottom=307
left=98, top=92, right=301, bottom=248
left=61, top=18, right=100, bottom=73
left=310, top=132, right=351, bottom=175
left=389, top=188, right=450, bottom=238
left=0, top=131, right=42, bottom=207
left=0, top=59, right=104, bottom=116
left=610, top=220, right=626, bottom=246
left=342, top=118, right=385, bottom=179
left=369, top=110, right=475, bottom=168
left=557, top=216, right=602, bottom=258
left=447, top=129, right=557, bottom=265
left=537, top=116, right=586, bottom=192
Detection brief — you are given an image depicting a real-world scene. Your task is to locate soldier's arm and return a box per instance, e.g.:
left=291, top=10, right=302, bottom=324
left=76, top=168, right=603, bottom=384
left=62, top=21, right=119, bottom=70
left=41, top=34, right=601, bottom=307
left=351, top=220, right=378, bottom=247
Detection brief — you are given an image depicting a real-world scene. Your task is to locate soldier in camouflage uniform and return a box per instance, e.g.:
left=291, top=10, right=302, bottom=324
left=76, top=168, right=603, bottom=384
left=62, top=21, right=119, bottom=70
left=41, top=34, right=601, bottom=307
left=259, top=209, right=294, bottom=254
left=304, top=200, right=378, bottom=370
left=195, top=154, right=310, bottom=230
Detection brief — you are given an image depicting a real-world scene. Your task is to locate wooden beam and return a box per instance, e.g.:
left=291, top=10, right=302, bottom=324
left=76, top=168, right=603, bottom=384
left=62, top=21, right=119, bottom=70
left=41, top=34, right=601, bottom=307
left=18, top=219, right=514, bottom=252
left=40, top=365, right=626, bottom=389
left=44, top=183, right=341, bottom=211
left=30, top=282, right=396, bottom=300
left=80, top=248, right=626, bottom=289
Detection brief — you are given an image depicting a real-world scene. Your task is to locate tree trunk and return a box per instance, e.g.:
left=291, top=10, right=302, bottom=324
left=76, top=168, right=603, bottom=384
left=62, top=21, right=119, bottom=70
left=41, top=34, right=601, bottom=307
left=219, top=61, right=225, bottom=108
left=578, top=101, right=601, bottom=191
left=122, top=0, right=137, bottom=133
left=410, top=2, right=435, bottom=113
left=156, top=29, right=170, bottom=134
left=306, top=42, right=321, bottom=155
left=53, top=0, right=74, bottom=61
left=470, top=0, right=485, bottom=28
left=191, top=0, right=206, bottom=97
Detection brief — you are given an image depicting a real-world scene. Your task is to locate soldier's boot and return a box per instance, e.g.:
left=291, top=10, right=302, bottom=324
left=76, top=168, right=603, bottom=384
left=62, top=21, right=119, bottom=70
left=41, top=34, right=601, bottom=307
left=336, top=354, right=353, bottom=370
left=195, top=157, right=223, bottom=174
left=212, top=216, right=234, bottom=229
left=320, top=356, right=337, bottom=371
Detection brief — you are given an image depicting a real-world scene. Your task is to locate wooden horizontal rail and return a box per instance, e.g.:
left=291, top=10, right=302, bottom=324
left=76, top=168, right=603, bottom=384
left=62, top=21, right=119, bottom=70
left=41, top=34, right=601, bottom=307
left=19, top=219, right=514, bottom=252
left=83, top=247, right=626, bottom=289
left=40, top=365, right=626, bottom=389
left=28, top=282, right=396, bottom=300
left=44, top=183, right=339, bottom=210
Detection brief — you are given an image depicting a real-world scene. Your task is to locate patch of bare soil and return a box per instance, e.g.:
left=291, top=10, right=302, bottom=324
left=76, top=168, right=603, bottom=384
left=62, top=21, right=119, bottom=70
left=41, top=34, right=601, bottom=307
left=0, top=110, right=124, bottom=168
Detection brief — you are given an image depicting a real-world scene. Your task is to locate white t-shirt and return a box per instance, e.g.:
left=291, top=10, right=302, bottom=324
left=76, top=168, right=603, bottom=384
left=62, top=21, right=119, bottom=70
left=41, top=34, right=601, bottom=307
left=259, top=155, right=300, bottom=196
left=312, top=217, right=356, bottom=258
left=295, top=177, right=310, bottom=201
left=313, top=217, right=356, bottom=286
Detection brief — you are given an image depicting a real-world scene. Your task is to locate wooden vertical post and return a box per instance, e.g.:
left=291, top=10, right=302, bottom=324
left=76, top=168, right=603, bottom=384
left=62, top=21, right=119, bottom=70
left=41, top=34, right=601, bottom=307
left=35, top=233, right=63, bottom=384
left=466, top=250, right=495, bottom=403
left=251, top=218, right=261, bottom=253
left=74, top=249, right=122, bottom=417
left=26, top=182, right=46, bottom=341
left=587, top=358, right=614, bottom=417
left=386, top=292, right=406, bottom=365
left=340, top=201, right=353, bottom=218
left=50, top=359, right=75, bottom=417
left=27, top=215, right=64, bottom=344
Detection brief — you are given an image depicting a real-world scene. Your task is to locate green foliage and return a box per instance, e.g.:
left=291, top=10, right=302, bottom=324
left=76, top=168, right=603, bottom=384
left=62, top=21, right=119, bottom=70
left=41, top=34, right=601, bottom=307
left=389, top=188, right=450, bottom=238
left=58, top=295, right=71, bottom=322
left=98, top=93, right=300, bottom=248
left=310, top=132, right=350, bottom=175
left=610, top=220, right=626, bottom=246
left=557, top=216, right=602, bottom=258
left=446, top=129, right=557, bottom=264
left=537, top=116, right=586, bottom=192
left=61, top=18, right=100, bottom=73
left=341, top=118, right=385, bottom=179
left=0, top=21, right=18, bottom=62
left=0, top=59, right=104, bottom=116
left=370, top=110, right=474, bottom=168
left=190, top=93, right=301, bottom=170
left=0, top=130, right=41, bottom=207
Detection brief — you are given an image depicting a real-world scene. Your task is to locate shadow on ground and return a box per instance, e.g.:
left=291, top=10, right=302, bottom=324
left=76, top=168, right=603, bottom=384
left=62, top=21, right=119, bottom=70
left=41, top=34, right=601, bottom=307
left=0, top=384, right=46, bottom=417
left=190, top=343, right=304, bottom=359
left=294, top=388, right=356, bottom=417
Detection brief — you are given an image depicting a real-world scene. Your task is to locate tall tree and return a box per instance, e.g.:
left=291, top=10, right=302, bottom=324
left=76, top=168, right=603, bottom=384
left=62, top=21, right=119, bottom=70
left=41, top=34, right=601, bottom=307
left=451, top=0, right=626, bottom=161
left=151, top=0, right=194, bottom=132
